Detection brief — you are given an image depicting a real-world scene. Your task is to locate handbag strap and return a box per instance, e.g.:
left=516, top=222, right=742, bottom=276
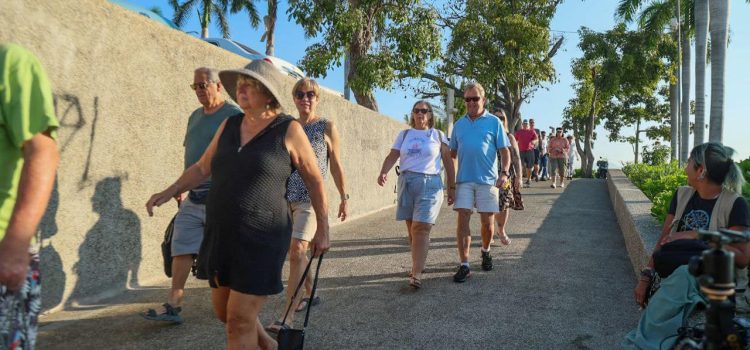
left=280, top=250, right=323, bottom=326
left=302, top=253, right=324, bottom=328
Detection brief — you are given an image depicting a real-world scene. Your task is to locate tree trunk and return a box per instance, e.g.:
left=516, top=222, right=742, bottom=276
left=680, top=31, right=691, bottom=164
left=694, top=0, right=709, bottom=145
left=634, top=118, right=641, bottom=164
left=708, top=0, right=730, bottom=142
left=263, top=0, right=277, bottom=56
left=583, top=88, right=598, bottom=178
left=669, top=82, right=680, bottom=162
left=201, top=26, right=209, bottom=38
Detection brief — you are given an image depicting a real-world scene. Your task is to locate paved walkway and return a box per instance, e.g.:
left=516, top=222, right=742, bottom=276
left=38, top=179, right=639, bottom=349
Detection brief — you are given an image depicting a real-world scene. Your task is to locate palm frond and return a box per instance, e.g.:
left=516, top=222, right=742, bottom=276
left=616, top=0, right=646, bottom=23
left=230, top=0, right=261, bottom=27
left=213, top=2, right=231, bottom=39
left=639, top=0, right=675, bottom=34
left=171, top=0, right=198, bottom=27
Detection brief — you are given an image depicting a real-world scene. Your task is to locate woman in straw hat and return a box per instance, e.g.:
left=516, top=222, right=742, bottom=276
left=146, top=60, right=330, bottom=349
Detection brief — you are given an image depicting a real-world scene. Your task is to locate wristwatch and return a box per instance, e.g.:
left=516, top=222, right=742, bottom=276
left=640, top=268, right=654, bottom=279
left=341, top=194, right=350, bottom=201
left=501, top=170, right=510, bottom=177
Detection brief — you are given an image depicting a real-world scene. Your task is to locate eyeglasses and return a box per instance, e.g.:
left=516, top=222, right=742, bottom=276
left=190, top=82, right=214, bottom=90
left=464, top=96, right=481, bottom=103
left=295, top=91, right=316, bottom=100
left=413, top=108, right=431, bottom=114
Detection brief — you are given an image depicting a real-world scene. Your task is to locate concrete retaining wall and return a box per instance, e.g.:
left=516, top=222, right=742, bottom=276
left=1, top=0, right=406, bottom=312
left=606, top=169, right=662, bottom=278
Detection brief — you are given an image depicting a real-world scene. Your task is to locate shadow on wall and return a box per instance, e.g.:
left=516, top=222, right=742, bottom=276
left=38, top=177, right=65, bottom=311
left=65, top=176, right=142, bottom=310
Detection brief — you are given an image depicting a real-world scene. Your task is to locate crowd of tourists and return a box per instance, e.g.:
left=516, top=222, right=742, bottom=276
left=3, top=42, right=749, bottom=350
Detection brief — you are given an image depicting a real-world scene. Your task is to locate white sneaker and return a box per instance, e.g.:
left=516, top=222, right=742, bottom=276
left=550, top=183, right=556, bottom=189
left=560, top=183, right=565, bottom=188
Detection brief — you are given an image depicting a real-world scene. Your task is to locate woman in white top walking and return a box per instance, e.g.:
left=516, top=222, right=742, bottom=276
left=377, top=100, right=455, bottom=289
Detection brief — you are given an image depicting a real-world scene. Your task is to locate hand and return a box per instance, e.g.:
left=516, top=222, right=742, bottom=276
left=634, top=279, right=650, bottom=308
left=377, top=173, right=387, bottom=187
left=337, top=200, right=348, bottom=222
left=173, top=192, right=184, bottom=207
left=310, top=222, right=330, bottom=257
left=447, top=187, right=455, bottom=206
left=0, top=237, right=32, bottom=292
left=495, top=175, right=509, bottom=189
left=146, top=187, right=177, bottom=216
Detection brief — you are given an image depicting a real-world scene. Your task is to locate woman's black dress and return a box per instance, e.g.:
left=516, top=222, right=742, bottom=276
left=198, top=113, right=295, bottom=295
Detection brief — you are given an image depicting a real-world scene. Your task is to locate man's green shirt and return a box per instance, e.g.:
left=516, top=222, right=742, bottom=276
left=0, top=43, right=59, bottom=239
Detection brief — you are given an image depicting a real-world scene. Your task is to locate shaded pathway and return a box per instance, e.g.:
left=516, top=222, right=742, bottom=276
left=38, top=179, right=639, bottom=349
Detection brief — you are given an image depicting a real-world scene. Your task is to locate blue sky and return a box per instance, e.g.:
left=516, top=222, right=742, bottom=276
left=124, top=0, right=749, bottom=166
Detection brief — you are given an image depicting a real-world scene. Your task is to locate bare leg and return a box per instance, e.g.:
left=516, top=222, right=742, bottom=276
left=456, top=210, right=472, bottom=263
left=167, top=255, right=193, bottom=307
left=479, top=213, right=494, bottom=250
left=410, top=222, right=432, bottom=280
left=275, top=239, right=309, bottom=327
left=495, top=209, right=510, bottom=240
left=213, top=286, right=276, bottom=350
left=405, top=220, right=413, bottom=248
left=226, top=291, right=271, bottom=350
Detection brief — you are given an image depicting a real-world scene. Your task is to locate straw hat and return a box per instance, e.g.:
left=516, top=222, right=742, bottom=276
left=219, top=60, right=283, bottom=104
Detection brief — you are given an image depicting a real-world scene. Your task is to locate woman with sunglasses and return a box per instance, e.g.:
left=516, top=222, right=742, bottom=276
left=267, top=78, right=348, bottom=333
left=145, top=61, right=330, bottom=349
left=377, top=100, right=455, bottom=289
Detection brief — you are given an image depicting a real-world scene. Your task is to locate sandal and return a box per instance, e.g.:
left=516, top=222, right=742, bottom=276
left=265, top=320, right=290, bottom=334
left=295, top=296, right=321, bottom=312
left=141, top=303, right=184, bottom=324
left=409, top=276, right=422, bottom=289
left=499, top=234, right=512, bottom=246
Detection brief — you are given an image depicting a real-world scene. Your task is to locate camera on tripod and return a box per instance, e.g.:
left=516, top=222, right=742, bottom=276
left=673, top=229, right=750, bottom=349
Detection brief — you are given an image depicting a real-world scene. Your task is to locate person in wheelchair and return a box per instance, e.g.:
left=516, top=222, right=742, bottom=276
left=624, top=142, right=750, bottom=350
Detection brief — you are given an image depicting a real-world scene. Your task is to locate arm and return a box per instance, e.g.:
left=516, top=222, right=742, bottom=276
left=508, top=135, right=523, bottom=186
left=325, top=121, right=348, bottom=221
left=287, top=121, right=329, bottom=256
left=496, top=147, right=511, bottom=188
left=378, top=149, right=400, bottom=186
left=440, top=143, right=456, bottom=205
left=634, top=213, right=675, bottom=307
left=145, top=120, right=226, bottom=216
left=0, top=131, right=59, bottom=290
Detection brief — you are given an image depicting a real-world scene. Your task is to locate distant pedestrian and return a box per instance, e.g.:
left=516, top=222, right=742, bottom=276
left=267, top=78, right=348, bottom=332
left=0, top=43, right=60, bottom=350
left=547, top=127, right=570, bottom=189
left=493, top=110, right=523, bottom=247
left=449, top=83, right=511, bottom=283
left=145, top=60, right=330, bottom=350
left=566, top=135, right=579, bottom=179
left=141, top=67, right=240, bottom=324
left=529, top=119, right=542, bottom=181
left=515, top=119, right=537, bottom=187
left=378, top=100, right=455, bottom=289
left=539, top=130, right=549, bottom=181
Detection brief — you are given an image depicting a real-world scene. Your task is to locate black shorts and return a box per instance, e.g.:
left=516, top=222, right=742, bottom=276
left=520, top=150, right=535, bottom=169
left=533, top=149, right=540, bottom=164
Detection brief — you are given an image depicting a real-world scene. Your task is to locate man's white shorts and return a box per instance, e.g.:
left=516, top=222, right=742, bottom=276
left=453, top=182, right=500, bottom=213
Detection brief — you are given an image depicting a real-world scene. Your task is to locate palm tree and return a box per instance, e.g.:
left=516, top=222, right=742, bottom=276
left=170, top=0, right=260, bottom=39
left=617, top=0, right=693, bottom=164
left=694, top=0, right=708, bottom=145
left=707, top=0, right=730, bottom=142
left=260, top=0, right=276, bottom=56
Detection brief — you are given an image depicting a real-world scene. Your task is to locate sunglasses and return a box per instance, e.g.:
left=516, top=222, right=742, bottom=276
left=294, top=91, right=316, bottom=100
left=190, top=82, right=213, bottom=90
left=464, top=96, right=481, bottom=103
left=413, top=108, right=431, bottom=114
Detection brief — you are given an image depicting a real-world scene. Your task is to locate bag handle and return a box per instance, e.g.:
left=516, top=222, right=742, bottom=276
left=280, top=250, right=324, bottom=328
left=302, top=253, right=323, bottom=328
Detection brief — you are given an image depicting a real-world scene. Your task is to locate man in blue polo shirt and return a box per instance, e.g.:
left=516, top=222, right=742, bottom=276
left=449, top=82, right=511, bottom=283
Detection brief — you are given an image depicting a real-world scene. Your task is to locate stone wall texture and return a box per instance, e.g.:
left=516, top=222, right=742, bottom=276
left=606, top=170, right=662, bottom=278
left=1, top=0, right=406, bottom=312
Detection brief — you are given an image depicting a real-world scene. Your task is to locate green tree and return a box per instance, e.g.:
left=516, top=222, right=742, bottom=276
left=170, top=0, right=260, bottom=39
left=422, top=0, right=563, bottom=131
left=287, top=0, right=441, bottom=111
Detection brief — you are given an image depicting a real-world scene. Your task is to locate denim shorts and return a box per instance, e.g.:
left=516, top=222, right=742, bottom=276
left=172, top=197, right=207, bottom=256
left=396, top=171, right=443, bottom=224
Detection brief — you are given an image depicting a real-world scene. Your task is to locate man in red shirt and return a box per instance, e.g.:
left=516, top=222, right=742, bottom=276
left=514, top=119, right=537, bottom=187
